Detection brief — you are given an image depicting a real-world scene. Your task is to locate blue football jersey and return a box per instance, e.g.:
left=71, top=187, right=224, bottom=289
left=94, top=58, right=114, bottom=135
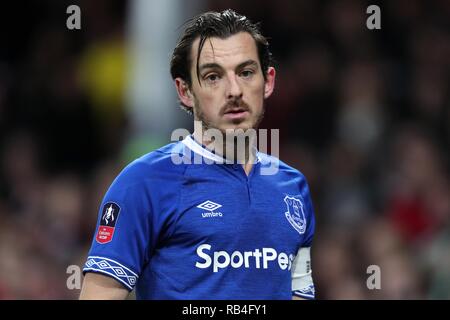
left=83, top=135, right=316, bottom=299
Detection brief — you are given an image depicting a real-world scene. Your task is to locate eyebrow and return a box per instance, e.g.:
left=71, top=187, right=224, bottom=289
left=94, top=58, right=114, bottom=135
left=198, top=59, right=259, bottom=73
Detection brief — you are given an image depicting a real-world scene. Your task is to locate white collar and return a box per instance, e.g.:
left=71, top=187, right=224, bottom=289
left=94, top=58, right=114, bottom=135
left=181, top=135, right=261, bottom=164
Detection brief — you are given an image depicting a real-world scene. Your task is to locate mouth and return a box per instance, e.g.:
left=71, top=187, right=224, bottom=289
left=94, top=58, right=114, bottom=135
left=223, top=108, right=249, bottom=120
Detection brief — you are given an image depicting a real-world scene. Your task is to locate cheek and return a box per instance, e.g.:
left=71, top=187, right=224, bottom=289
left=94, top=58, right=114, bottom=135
left=196, top=89, right=224, bottom=112
left=247, top=84, right=265, bottom=107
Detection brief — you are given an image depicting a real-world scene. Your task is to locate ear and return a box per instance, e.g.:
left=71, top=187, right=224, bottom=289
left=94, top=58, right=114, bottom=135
left=264, top=67, right=276, bottom=99
left=175, top=78, right=194, bottom=109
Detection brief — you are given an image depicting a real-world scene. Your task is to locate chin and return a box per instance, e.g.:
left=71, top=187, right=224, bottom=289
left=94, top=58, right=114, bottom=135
left=221, top=123, right=253, bottom=133
left=229, top=118, right=260, bottom=130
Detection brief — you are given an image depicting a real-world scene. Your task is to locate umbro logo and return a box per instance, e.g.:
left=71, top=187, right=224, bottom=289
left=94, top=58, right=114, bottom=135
left=197, top=200, right=223, bottom=218
left=197, top=200, right=222, bottom=211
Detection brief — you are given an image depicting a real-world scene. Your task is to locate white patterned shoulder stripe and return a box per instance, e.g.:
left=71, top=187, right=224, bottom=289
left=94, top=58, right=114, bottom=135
left=293, top=291, right=315, bottom=299
left=87, top=256, right=139, bottom=277
left=84, top=257, right=138, bottom=289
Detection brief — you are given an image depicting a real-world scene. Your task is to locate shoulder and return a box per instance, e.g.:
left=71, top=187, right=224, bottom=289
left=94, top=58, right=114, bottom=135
left=258, top=152, right=309, bottom=183
left=109, top=141, right=187, bottom=191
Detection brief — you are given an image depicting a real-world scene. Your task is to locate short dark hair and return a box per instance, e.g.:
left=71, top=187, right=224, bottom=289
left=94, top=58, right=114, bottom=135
left=170, top=9, right=273, bottom=113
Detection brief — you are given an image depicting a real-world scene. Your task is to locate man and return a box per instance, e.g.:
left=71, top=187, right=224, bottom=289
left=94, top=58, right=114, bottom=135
left=80, top=9, right=316, bottom=300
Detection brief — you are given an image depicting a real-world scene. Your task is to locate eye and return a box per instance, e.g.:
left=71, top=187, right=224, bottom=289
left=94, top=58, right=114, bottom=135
left=240, top=69, right=254, bottom=78
left=204, top=73, right=221, bottom=83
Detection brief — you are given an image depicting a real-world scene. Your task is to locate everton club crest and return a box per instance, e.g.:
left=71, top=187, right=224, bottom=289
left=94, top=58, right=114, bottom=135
left=284, top=195, right=306, bottom=235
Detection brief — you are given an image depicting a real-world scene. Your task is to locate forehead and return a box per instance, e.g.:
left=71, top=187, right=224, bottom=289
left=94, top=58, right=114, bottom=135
left=191, top=32, right=259, bottom=69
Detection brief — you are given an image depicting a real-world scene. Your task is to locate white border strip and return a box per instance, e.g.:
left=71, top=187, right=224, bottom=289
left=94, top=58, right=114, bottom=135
left=87, top=256, right=139, bottom=277
left=182, top=135, right=225, bottom=163
left=182, top=135, right=261, bottom=164
left=293, top=291, right=315, bottom=299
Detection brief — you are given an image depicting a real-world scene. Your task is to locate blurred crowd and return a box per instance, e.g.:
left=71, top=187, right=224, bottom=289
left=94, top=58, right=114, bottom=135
left=0, top=0, right=449, bottom=299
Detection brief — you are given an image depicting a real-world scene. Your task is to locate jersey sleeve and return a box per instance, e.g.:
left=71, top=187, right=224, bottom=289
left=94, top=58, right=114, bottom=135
left=83, top=161, right=154, bottom=291
left=292, top=175, right=316, bottom=299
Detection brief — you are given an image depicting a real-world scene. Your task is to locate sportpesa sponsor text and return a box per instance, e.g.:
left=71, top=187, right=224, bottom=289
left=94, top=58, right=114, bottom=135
left=195, top=244, right=296, bottom=272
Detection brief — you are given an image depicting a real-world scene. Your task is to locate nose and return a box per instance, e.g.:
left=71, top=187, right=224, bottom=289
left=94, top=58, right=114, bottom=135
left=226, top=73, right=243, bottom=100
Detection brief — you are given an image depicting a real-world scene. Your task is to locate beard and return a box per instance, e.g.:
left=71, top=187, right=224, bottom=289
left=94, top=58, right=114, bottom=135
left=192, top=94, right=265, bottom=136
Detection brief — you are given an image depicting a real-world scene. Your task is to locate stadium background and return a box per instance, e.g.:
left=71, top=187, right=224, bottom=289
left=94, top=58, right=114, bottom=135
left=0, top=0, right=449, bottom=299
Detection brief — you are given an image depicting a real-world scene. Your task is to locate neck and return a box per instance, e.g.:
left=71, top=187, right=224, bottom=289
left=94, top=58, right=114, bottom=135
left=192, top=128, right=258, bottom=174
